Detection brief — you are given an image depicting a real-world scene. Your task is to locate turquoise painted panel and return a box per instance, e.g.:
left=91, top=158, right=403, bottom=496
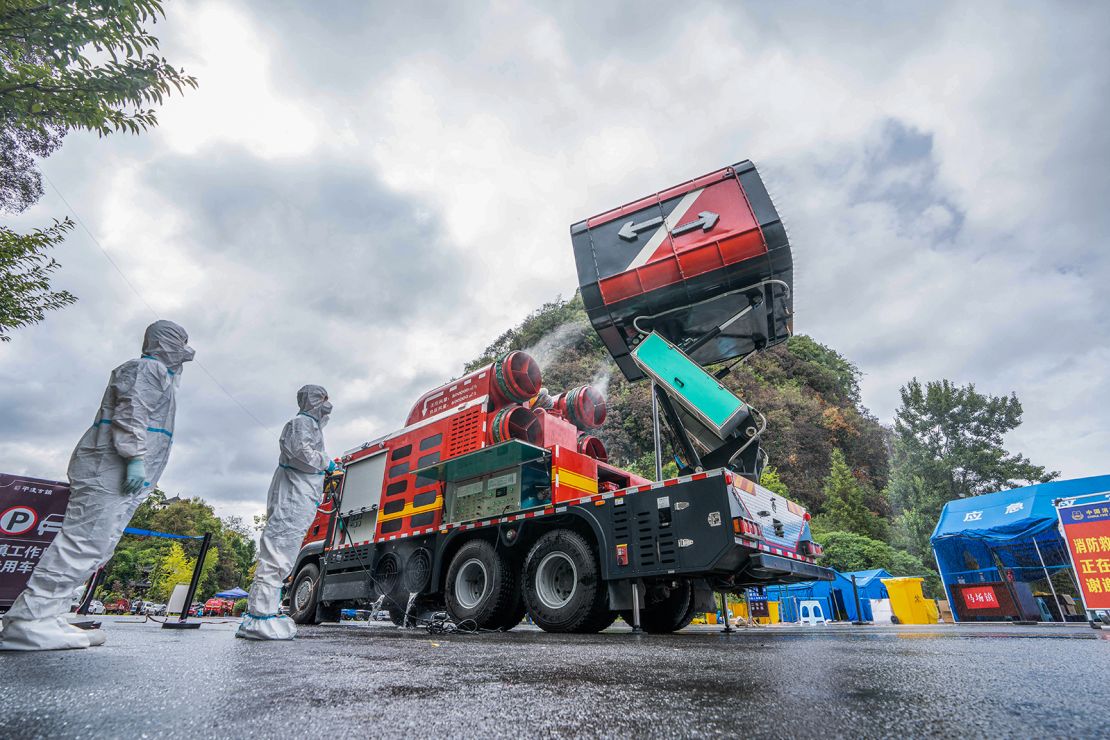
left=632, top=332, right=746, bottom=435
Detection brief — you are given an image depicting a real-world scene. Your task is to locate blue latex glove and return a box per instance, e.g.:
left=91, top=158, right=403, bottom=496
left=124, top=457, right=146, bottom=494
left=326, top=459, right=339, bottom=473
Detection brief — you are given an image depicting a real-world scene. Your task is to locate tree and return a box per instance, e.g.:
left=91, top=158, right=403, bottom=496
left=221, top=516, right=257, bottom=587
left=0, top=0, right=196, bottom=339
left=759, top=465, right=789, bottom=496
left=887, top=378, right=1057, bottom=557
left=781, top=334, right=862, bottom=406
left=0, top=219, right=75, bottom=340
left=151, top=542, right=190, bottom=601
left=149, top=540, right=218, bottom=601
left=812, top=449, right=885, bottom=540
left=624, top=451, right=678, bottom=482
left=99, top=492, right=256, bottom=601
left=816, top=530, right=940, bottom=597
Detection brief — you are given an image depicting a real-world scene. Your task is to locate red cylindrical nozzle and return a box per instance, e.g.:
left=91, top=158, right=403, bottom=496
left=488, top=405, right=542, bottom=446
left=577, top=433, right=608, bottom=462
left=493, top=351, right=542, bottom=405
left=554, top=385, right=607, bottom=430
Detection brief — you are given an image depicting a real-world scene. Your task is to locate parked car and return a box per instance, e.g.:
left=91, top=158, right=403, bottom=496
left=86, top=600, right=105, bottom=615
left=372, top=610, right=392, bottom=622
left=105, top=598, right=131, bottom=614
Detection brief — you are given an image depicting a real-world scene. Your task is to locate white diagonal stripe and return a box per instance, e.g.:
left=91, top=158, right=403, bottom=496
left=626, top=188, right=703, bottom=270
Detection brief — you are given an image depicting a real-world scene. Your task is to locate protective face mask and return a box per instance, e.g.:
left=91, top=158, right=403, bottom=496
left=317, top=400, right=333, bottom=427
left=167, top=345, right=196, bottom=384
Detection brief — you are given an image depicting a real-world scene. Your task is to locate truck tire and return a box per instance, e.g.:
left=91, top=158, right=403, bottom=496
left=578, top=607, right=618, bottom=633
left=620, top=581, right=696, bottom=633
left=494, top=590, right=527, bottom=631
left=289, top=562, right=322, bottom=624
left=522, top=529, right=611, bottom=633
left=444, top=539, right=517, bottom=630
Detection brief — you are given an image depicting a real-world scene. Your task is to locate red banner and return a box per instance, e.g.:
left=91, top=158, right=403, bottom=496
left=961, top=585, right=1000, bottom=610
left=1057, top=497, right=1110, bottom=612
left=0, top=474, right=70, bottom=611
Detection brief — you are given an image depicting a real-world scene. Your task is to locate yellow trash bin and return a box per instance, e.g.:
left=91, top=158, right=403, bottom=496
left=881, top=577, right=938, bottom=625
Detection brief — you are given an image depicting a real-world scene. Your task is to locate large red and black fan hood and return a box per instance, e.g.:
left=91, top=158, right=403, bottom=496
left=570, top=160, right=793, bottom=381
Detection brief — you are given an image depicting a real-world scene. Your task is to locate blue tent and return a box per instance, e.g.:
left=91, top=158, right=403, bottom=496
left=214, top=587, right=249, bottom=599
left=930, top=475, right=1110, bottom=622
left=770, top=568, right=892, bottom=622
left=842, top=569, right=893, bottom=620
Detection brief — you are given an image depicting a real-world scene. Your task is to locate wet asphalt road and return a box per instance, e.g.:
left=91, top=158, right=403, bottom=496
left=2, top=617, right=1108, bottom=738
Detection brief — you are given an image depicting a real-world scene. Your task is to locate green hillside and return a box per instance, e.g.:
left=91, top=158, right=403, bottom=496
left=468, top=293, right=888, bottom=514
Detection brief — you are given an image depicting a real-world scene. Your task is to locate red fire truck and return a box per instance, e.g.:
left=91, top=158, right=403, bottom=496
left=287, top=160, right=832, bottom=633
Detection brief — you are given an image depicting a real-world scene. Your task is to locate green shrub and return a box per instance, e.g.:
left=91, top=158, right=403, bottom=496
left=817, top=530, right=941, bottom=597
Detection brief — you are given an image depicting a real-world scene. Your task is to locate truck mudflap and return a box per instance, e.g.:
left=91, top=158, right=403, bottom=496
left=738, top=552, right=834, bottom=584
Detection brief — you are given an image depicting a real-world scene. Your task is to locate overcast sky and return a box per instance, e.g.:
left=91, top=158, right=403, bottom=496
left=2, top=0, right=1108, bottom=523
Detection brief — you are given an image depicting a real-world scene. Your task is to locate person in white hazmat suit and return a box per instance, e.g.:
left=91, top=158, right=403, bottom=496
left=0, top=320, right=194, bottom=651
left=237, top=385, right=335, bottom=640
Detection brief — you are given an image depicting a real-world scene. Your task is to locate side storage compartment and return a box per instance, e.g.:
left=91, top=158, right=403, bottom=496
left=594, top=477, right=736, bottom=581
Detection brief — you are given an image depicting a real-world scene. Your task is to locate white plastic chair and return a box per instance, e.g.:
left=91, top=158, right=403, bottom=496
left=799, top=600, right=828, bottom=625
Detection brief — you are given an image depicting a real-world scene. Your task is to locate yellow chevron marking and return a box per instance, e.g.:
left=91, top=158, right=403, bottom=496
left=556, top=468, right=598, bottom=494
left=378, top=496, right=443, bottom=523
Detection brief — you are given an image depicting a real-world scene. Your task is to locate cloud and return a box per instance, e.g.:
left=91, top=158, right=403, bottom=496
left=2, top=0, right=1108, bottom=525
left=0, top=141, right=474, bottom=521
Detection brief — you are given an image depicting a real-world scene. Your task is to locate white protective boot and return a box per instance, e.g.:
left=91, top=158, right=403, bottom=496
left=236, top=612, right=297, bottom=640
left=0, top=617, right=92, bottom=651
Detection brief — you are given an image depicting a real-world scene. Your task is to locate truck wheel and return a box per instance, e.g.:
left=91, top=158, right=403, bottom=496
left=494, top=590, right=527, bottom=631
left=522, top=529, right=610, bottom=633
left=289, top=562, right=322, bottom=624
left=444, top=539, right=517, bottom=629
left=578, top=607, right=618, bottom=633
left=620, top=581, right=696, bottom=633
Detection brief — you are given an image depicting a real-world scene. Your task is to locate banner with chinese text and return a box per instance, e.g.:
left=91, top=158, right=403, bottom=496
left=1057, top=496, right=1110, bottom=612
left=0, top=474, right=71, bottom=611
left=961, top=585, right=1001, bottom=610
